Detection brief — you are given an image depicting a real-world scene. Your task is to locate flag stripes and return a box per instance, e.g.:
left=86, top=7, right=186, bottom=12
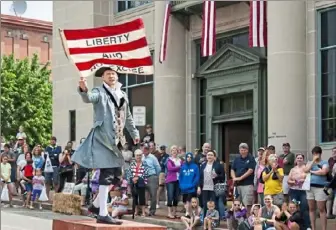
left=201, top=0, right=216, bottom=57
left=60, top=18, right=153, bottom=77
left=159, top=0, right=172, bottom=63
left=249, top=0, right=267, bottom=47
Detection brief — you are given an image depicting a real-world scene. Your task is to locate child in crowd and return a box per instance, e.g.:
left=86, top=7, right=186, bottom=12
left=22, top=157, right=34, bottom=208
left=30, top=168, right=45, bottom=210
left=16, top=126, right=27, bottom=140
left=90, top=168, right=100, bottom=199
left=0, top=155, right=14, bottom=207
left=203, top=201, right=220, bottom=230
left=248, top=204, right=262, bottom=230
left=108, top=179, right=129, bottom=219
left=226, top=199, right=248, bottom=230
left=181, top=197, right=202, bottom=230
left=274, top=201, right=303, bottom=230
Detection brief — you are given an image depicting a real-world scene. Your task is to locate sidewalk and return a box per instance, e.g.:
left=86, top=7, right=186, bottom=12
left=6, top=197, right=228, bottom=229
left=5, top=197, right=336, bottom=230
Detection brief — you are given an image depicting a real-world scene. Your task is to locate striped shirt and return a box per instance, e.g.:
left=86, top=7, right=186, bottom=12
left=126, top=161, right=150, bottom=185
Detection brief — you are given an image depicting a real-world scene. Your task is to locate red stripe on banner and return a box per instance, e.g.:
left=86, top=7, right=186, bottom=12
left=63, top=18, right=144, bottom=40
left=201, top=0, right=216, bottom=57
left=68, top=37, right=148, bottom=55
left=75, top=57, right=153, bottom=71
left=159, top=1, right=172, bottom=63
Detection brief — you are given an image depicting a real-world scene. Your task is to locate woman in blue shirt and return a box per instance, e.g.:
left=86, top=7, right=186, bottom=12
left=304, top=146, right=329, bottom=230
left=32, top=145, right=45, bottom=171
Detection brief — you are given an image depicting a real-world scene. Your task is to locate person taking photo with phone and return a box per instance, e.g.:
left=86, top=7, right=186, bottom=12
left=304, top=146, right=329, bottom=230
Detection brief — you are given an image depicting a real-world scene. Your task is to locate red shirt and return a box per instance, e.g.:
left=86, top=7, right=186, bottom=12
left=24, top=164, right=34, bottom=178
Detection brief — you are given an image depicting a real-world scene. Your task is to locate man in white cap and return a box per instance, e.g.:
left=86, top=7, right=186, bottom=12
left=73, top=67, right=139, bottom=225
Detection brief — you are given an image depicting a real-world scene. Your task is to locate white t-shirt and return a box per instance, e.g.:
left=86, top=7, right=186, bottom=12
left=203, top=163, right=214, bottom=191
left=32, top=175, right=45, bottom=190
left=17, top=159, right=27, bottom=178
left=16, top=154, right=25, bottom=165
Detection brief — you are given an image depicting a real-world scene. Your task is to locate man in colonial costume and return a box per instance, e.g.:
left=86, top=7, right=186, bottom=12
left=72, top=67, right=139, bottom=224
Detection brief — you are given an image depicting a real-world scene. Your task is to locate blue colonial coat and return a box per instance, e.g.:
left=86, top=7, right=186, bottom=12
left=71, top=86, right=139, bottom=169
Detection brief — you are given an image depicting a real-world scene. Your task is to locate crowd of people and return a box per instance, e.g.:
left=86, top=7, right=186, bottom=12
left=1, top=125, right=336, bottom=230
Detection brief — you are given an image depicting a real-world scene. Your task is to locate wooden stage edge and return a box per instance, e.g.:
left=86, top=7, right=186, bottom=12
left=52, top=218, right=167, bottom=230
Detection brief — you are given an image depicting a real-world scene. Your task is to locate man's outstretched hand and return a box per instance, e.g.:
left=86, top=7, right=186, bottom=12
left=79, top=77, right=88, bottom=92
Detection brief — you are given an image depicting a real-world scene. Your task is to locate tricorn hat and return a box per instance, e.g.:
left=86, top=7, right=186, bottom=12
left=94, top=67, right=116, bottom=77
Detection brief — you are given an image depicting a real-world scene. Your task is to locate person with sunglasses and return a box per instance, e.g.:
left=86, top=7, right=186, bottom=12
left=226, top=200, right=248, bottom=230
left=179, top=152, right=200, bottom=217
left=255, top=195, right=281, bottom=230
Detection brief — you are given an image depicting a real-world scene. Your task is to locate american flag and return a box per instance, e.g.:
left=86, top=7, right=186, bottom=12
left=59, top=18, right=154, bottom=77
left=159, top=0, right=172, bottom=63
left=201, top=0, right=216, bottom=57
left=249, top=0, right=267, bottom=47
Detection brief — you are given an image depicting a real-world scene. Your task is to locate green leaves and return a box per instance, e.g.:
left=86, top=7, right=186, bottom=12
left=1, top=54, right=52, bottom=146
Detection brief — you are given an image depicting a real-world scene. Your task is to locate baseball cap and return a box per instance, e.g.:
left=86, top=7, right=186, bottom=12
left=239, top=143, right=249, bottom=149
left=258, top=147, right=265, bottom=151
left=159, top=145, right=166, bottom=150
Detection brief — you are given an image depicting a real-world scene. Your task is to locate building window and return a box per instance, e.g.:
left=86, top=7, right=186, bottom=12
left=219, top=91, right=253, bottom=115
left=69, top=110, right=76, bottom=142
left=116, top=0, right=152, bottom=13
left=118, top=52, right=154, bottom=141
left=319, top=8, right=336, bottom=143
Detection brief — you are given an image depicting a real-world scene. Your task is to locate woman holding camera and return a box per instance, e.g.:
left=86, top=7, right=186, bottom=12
left=58, top=149, right=73, bottom=193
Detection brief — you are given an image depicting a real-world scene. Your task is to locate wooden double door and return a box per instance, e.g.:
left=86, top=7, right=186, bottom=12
left=221, top=120, right=253, bottom=176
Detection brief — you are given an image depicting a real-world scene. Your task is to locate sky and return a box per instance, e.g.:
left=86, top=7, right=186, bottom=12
left=1, top=1, right=52, bottom=22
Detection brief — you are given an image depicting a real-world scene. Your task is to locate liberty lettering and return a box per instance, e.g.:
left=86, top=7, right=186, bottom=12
left=85, top=33, right=130, bottom=47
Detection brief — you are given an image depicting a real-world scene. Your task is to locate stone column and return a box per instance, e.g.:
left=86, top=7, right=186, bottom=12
left=154, top=2, right=186, bottom=147
left=267, top=1, right=307, bottom=153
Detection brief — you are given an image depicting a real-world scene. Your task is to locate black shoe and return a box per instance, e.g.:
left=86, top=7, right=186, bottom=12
left=97, top=215, right=122, bottom=225
left=88, top=204, right=99, bottom=216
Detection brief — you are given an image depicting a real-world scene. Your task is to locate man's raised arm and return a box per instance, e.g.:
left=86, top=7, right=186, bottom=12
left=78, top=77, right=99, bottom=104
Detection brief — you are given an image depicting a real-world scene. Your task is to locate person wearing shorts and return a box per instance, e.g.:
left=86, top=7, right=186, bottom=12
left=231, top=143, right=256, bottom=213
left=179, top=152, right=200, bottom=216
left=156, top=145, right=169, bottom=208
left=278, top=143, right=295, bottom=202
left=44, top=137, right=62, bottom=197
left=305, top=146, right=329, bottom=230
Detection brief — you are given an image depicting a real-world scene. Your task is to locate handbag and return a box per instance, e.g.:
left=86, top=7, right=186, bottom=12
left=214, top=182, right=226, bottom=197
left=44, top=154, right=54, bottom=173
left=39, top=187, right=49, bottom=201
left=1, top=184, right=10, bottom=201
left=59, top=165, right=73, bottom=174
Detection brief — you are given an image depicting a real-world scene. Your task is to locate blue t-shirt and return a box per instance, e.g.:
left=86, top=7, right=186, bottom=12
left=310, top=160, right=329, bottom=187
left=33, top=156, right=44, bottom=170
left=232, top=154, right=256, bottom=186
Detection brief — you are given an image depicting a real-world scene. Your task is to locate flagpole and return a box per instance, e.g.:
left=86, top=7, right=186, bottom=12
left=58, top=28, right=70, bottom=59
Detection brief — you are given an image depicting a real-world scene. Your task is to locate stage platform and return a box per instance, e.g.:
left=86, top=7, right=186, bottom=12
left=52, top=218, right=167, bottom=230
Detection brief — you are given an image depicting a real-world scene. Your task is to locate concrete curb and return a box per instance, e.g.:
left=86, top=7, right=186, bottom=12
left=4, top=199, right=227, bottom=229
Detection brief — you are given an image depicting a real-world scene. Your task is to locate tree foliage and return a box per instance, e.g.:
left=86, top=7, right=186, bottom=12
left=1, top=54, right=52, bottom=146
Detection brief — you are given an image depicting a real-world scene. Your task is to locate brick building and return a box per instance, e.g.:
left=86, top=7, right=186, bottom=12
left=0, top=14, right=52, bottom=64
